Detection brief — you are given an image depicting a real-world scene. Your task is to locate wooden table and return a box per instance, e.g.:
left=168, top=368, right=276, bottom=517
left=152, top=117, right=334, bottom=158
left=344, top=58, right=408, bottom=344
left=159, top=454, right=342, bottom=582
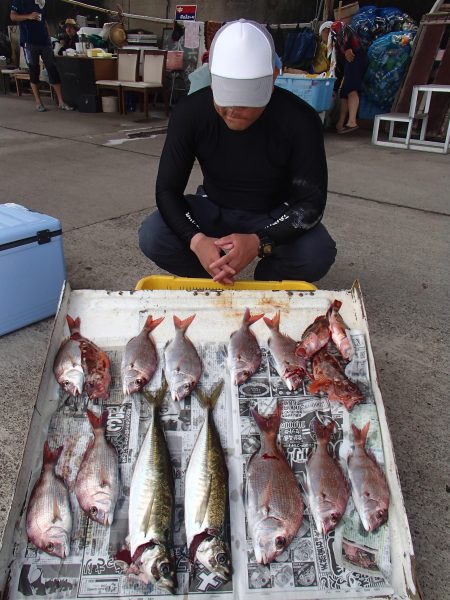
left=56, top=56, right=117, bottom=112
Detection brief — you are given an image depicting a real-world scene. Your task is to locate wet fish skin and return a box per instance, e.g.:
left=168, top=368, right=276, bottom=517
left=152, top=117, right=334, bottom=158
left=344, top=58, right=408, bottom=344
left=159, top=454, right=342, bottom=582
left=306, top=420, right=349, bottom=534
left=75, top=409, right=119, bottom=526
left=122, top=315, right=164, bottom=395
left=164, top=314, right=202, bottom=401
left=264, top=312, right=306, bottom=391
left=308, top=348, right=363, bottom=411
left=185, top=381, right=231, bottom=580
left=348, top=422, right=390, bottom=532
left=327, top=300, right=354, bottom=361
left=246, top=403, right=304, bottom=565
left=26, top=442, right=72, bottom=559
left=227, top=308, right=264, bottom=385
left=66, top=315, right=111, bottom=401
left=296, top=313, right=330, bottom=358
left=128, top=382, right=176, bottom=592
left=54, top=336, right=84, bottom=397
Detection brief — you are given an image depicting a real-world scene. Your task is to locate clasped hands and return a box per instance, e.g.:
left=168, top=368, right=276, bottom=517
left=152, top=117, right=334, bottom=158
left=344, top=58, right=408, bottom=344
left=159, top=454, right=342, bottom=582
left=190, top=232, right=260, bottom=285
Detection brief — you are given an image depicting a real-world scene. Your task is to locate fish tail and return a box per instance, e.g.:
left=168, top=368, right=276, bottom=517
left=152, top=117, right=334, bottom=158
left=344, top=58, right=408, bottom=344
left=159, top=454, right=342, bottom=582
left=314, top=419, right=335, bottom=443
left=195, top=380, right=224, bottom=410
left=42, top=441, right=63, bottom=466
left=351, top=422, right=370, bottom=447
left=143, top=379, right=168, bottom=407
left=173, top=314, right=195, bottom=332
left=263, top=311, right=280, bottom=331
left=243, top=307, right=264, bottom=327
left=144, top=314, right=164, bottom=332
left=66, top=315, right=81, bottom=335
left=326, top=299, right=342, bottom=320
left=86, top=408, right=108, bottom=431
left=251, top=402, right=282, bottom=436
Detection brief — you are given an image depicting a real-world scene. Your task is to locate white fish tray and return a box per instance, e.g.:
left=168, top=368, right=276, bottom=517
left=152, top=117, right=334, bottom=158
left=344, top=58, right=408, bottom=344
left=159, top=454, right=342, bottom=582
left=0, top=282, right=422, bottom=600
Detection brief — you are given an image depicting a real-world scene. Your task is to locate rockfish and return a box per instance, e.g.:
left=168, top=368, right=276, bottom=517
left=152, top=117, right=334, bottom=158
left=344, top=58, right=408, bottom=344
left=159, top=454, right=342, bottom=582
left=185, top=381, right=231, bottom=581
left=246, top=403, right=303, bottom=564
left=125, top=381, right=176, bottom=592
left=54, top=336, right=84, bottom=397
left=348, top=422, right=390, bottom=532
left=264, top=311, right=306, bottom=391
left=122, top=315, right=164, bottom=395
left=308, top=348, right=363, bottom=411
left=305, top=420, right=349, bottom=534
left=26, top=442, right=72, bottom=559
left=164, top=315, right=202, bottom=401
left=228, top=308, right=263, bottom=385
left=296, top=312, right=330, bottom=358
left=75, top=409, right=119, bottom=526
left=327, top=300, right=354, bottom=361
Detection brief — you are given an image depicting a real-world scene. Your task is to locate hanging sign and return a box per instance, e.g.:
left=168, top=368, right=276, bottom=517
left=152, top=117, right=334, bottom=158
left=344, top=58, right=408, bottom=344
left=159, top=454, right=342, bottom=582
left=175, top=4, right=197, bottom=21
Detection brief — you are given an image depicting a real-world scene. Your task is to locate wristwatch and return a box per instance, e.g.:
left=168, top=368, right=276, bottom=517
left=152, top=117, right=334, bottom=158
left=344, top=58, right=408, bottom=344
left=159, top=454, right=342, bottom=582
left=257, top=232, right=274, bottom=258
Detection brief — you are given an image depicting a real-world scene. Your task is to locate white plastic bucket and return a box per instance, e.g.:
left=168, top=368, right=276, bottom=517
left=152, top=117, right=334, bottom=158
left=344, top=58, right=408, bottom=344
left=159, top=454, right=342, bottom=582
left=101, top=96, right=118, bottom=113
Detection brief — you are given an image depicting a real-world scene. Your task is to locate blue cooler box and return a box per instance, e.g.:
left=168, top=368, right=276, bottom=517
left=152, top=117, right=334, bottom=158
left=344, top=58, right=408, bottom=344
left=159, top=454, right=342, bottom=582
left=275, top=75, right=336, bottom=112
left=0, top=204, right=66, bottom=336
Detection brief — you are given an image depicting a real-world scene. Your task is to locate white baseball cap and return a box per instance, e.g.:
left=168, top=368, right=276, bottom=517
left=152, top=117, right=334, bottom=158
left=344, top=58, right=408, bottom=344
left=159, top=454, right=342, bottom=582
left=319, top=20, right=333, bottom=35
left=209, top=19, right=276, bottom=107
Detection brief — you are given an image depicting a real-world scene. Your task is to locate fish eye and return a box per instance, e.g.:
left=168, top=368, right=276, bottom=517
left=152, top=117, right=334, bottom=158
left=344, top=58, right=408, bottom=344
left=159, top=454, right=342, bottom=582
left=64, top=380, right=70, bottom=386
left=377, top=509, right=386, bottom=518
left=216, top=552, right=227, bottom=565
left=275, top=536, right=286, bottom=549
left=89, top=506, right=98, bottom=516
left=148, top=542, right=156, bottom=549
left=46, top=541, right=55, bottom=552
left=243, top=370, right=250, bottom=377
left=136, top=378, right=143, bottom=385
left=331, top=513, right=339, bottom=524
left=184, top=383, right=191, bottom=391
left=160, top=562, right=170, bottom=576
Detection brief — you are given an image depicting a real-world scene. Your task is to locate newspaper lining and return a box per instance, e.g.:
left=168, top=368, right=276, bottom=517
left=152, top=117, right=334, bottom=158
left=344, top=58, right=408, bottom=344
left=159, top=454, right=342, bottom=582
left=6, top=322, right=393, bottom=599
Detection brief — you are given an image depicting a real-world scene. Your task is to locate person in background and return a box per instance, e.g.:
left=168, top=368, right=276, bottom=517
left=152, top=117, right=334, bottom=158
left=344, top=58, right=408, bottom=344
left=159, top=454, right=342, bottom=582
left=329, top=16, right=368, bottom=133
left=10, top=0, right=74, bottom=111
left=313, top=21, right=333, bottom=74
left=139, top=19, right=336, bottom=285
left=57, top=18, right=79, bottom=55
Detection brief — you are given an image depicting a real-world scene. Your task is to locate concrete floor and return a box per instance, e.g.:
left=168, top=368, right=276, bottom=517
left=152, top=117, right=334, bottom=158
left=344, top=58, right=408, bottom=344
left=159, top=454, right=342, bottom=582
left=0, top=94, right=449, bottom=599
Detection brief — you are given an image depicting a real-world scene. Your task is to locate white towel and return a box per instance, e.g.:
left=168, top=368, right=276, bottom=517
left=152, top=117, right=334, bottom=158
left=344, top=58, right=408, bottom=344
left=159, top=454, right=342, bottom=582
left=184, top=21, right=200, bottom=49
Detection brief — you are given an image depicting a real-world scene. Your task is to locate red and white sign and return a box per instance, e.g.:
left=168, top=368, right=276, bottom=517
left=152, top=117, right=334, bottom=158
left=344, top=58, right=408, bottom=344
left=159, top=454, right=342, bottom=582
left=175, top=4, right=197, bottom=21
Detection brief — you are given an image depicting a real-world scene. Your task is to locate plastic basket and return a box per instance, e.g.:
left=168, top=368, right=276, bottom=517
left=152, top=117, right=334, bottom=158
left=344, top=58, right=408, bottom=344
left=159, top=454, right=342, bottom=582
left=275, top=75, right=336, bottom=112
left=135, top=275, right=316, bottom=292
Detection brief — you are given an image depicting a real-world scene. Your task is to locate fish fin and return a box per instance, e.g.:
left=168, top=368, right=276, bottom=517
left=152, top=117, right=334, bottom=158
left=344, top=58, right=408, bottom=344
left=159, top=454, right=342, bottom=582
left=141, top=494, right=155, bottom=536
left=66, top=315, right=81, bottom=335
left=52, top=495, right=62, bottom=524
left=243, top=307, right=264, bottom=326
left=143, top=378, right=168, bottom=408
left=144, top=314, right=164, bottom=332
left=194, top=475, right=212, bottom=528
left=314, top=419, right=335, bottom=443
left=351, top=422, right=370, bottom=447
left=99, top=464, right=111, bottom=489
left=189, top=532, right=208, bottom=563
left=173, top=314, right=196, bottom=332
left=263, top=311, right=280, bottom=331
left=86, top=408, right=107, bottom=431
left=250, top=402, right=282, bottom=435
left=326, top=299, right=342, bottom=320
left=43, top=441, right=63, bottom=466
left=194, top=380, right=224, bottom=410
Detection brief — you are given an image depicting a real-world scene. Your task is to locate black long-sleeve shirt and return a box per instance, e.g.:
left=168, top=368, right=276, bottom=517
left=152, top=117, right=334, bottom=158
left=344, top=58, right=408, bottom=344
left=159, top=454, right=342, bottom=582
left=155, top=85, right=328, bottom=245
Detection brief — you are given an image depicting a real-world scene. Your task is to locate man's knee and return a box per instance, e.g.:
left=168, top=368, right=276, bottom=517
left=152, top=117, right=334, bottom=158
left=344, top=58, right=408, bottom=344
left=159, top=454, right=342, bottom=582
left=138, top=213, right=162, bottom=260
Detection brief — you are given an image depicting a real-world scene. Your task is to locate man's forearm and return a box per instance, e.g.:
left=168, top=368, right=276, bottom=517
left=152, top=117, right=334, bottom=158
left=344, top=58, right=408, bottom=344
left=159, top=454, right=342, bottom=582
left=10, top=12, right=32, bottom=22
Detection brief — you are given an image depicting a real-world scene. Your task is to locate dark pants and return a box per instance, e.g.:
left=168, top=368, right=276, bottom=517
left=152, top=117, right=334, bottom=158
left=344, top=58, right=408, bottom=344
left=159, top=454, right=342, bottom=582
left=139, top=192, right=337, bottom=282
left=24, top=43, right=60, bottom=85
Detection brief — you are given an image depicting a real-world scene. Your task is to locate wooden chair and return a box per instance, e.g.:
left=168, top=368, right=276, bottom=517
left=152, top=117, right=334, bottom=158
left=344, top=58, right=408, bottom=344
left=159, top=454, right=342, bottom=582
left=96, top=49, right=139, bottom=113
left=120, top=50, right=169, bottom=118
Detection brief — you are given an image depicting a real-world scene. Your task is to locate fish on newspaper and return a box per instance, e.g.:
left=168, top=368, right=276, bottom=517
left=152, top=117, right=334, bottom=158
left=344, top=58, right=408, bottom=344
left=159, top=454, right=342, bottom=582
left=246, top=403, right=304, bottom=564
left=185, top=381, right=231, bottom=581
left=296, top=312, right=330, bottom=358
left=264, top=311, right=307, bottom=391
left=26, top=442, right=72, bottom=559
left=120, top=381, right=176, bottom=592
left=348, top=422, right=390, bottom=532
left=164, top=314, right=202, bottom=402
left=121, top=315, right=164, bottom=395
left=305, top=420, right=349, bottom=534
left=308, top=348, right=363, bottom=411
left=75, top=409, right=119, bottom=526
left=227, top=308, right=264, bottom=385
left=327, top=300, right=354, bottom=361
left=54, top=315, right=111, bottom=400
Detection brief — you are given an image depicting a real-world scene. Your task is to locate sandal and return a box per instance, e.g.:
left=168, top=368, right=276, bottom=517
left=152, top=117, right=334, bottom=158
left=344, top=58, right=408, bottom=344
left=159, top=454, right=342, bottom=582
left=340, top=125, right=359, bottom=134
left=35, top=104, right=47, bottom=112
left=59, top=103, right=74, bottom=111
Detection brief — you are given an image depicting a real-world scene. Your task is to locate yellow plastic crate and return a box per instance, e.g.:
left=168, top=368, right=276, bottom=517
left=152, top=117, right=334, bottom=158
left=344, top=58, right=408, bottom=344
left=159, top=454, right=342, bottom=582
left=135, top=275, right=316, bottom=291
